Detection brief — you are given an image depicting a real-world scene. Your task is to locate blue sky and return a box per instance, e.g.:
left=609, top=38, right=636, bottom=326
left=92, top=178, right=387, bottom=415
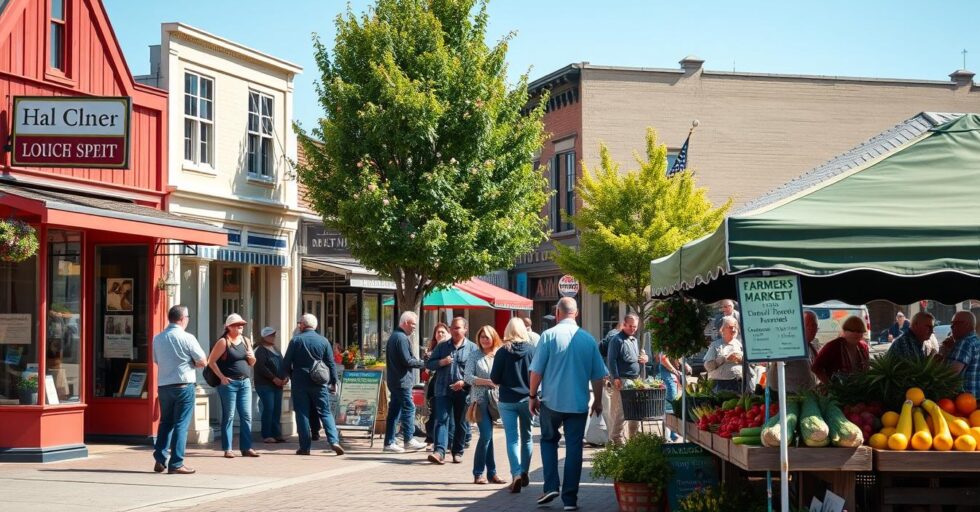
left=104, top=0, right=980, bottom=130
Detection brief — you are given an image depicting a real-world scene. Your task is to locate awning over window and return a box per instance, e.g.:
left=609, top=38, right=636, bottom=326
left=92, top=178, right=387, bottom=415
left=0, top=184, right=226, bottom=245
left=456, top=278, right=533, bottom=311
left=302, top=257, right=395, bottom=290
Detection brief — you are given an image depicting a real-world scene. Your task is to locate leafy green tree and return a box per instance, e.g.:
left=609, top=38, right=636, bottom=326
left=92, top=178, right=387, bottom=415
left=554, top=128, right=731, bottom=317
left=297, top=0, right=549, bottom=320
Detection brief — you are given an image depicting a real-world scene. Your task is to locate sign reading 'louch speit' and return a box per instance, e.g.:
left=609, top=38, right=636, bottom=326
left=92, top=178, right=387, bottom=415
left=11, top=96, right=131, bottom=169
left=736, top=274, right=808, bottom=362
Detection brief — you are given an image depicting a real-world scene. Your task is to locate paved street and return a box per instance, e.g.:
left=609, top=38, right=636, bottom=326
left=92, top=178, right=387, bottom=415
left=0, top=428, right=619, bottom=511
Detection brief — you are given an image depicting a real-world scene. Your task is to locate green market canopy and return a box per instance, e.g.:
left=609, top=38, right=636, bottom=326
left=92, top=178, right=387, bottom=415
left=650, top=113, right=980, bottom=304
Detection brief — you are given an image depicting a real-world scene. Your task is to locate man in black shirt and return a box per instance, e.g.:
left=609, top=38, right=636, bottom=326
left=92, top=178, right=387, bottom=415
left=383, top=312, right=426, bottom=453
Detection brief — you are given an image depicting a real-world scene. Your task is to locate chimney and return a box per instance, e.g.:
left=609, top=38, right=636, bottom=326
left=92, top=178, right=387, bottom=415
left=949, top=68, right=975, bottom=87
left=679, top=55, right=705, bottom=75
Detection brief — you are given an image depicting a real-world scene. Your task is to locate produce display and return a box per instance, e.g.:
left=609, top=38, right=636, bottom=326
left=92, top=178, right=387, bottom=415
left=867, top=387, right=980, bottom=452
left=621, top=376, right=665, bottom=390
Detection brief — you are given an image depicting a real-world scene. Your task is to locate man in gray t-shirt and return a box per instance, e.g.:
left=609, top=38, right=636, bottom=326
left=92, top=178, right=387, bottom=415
left=152, top=305, right=206, bottom=475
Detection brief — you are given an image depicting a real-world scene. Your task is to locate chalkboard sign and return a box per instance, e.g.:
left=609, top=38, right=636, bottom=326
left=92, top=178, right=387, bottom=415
left=663, top=442, right=719, bottom=510
left=335, top=370, right=383, bottom=431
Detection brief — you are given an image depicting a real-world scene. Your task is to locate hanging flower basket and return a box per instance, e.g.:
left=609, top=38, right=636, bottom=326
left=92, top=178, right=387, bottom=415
left=647, top=295, right=712, bottom=360
left=0, top=219, right=39, bottom=263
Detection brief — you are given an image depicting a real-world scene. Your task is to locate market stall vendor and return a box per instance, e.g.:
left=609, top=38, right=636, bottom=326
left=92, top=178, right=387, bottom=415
left=704, top=316, right=744, bottom=392
left=811, top=315, right=869, bottom=385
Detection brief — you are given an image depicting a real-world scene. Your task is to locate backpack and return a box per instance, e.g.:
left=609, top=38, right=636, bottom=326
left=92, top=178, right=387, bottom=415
left=599, top=330, right=618, bottom=359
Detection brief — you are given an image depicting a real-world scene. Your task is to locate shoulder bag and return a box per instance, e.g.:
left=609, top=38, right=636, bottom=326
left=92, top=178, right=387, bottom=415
left=304, top=341, right=331, bottom=386
left=202, top=337, right=228, bottom=387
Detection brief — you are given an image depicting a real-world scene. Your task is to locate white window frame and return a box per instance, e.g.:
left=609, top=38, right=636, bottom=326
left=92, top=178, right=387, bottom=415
left=247, top=91, right=275, bottom=179
left=183, top=72, right=214, bottom=168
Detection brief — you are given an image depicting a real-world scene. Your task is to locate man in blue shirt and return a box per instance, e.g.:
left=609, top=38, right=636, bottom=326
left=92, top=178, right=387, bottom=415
left=280, top=313, right=344, bottom=457
left=383, top=311, right=426, bottom=453
left=152, top=305, right=206, bottom=475
left=530, top=297, right=607, bottom=510
left=606, top=313, right=648, bottom=445
left=887, top=312, right=938, bottom=360
left=948, top=311, right=980, bottom=396
left=425, top=316, right=478, bottom=465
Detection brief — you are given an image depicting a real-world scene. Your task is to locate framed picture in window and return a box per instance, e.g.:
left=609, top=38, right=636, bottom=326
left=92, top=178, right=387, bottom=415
left=118, top=362, right=147, bottom=398
left=106, top=278, right=134, bottom=312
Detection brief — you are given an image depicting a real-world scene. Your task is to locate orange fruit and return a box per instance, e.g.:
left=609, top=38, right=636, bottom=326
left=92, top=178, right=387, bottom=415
left=970, top=426, right=980, bottom=442
left=879, top=427, right=897, bottom=437
left=906, top=387, right=925, bottom=406
left=956, top=393, right=978, bottom=416
left=887, top=433, right=909, bottom=451
left=881, top=411, right=900, bottom=428
left=868, top=433, right=889, bottom=449
left=969, top=410, right=980, bottom=428
left=939, top=398, right=958, bottom=415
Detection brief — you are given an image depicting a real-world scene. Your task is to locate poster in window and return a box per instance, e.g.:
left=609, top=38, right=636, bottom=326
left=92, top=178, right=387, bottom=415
left=106, top=278, right=134, bottom=312
left=0, top=314, right=32, bottom=344
left=104, top=315, right=134, bottom=359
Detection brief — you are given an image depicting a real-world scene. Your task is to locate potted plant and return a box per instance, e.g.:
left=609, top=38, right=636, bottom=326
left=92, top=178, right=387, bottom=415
left=592, top=433, right=673, bottom=512
left=18, top=374, right=39, bottom=405
left=647, top=295, right=712, bottom=360
left=0, top=218, right=39, bottom=263
left=341, top=345, right=360, bottom=370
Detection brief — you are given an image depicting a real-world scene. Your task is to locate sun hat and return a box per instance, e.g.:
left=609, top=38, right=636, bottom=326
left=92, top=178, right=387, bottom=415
left=224, top=313, right=247, bottom=327
left=260, top=326, right=277, bottom=337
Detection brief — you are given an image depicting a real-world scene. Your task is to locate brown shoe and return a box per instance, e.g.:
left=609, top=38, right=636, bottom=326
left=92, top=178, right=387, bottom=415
left=168, top=466, right=196, bottom=475
left=241, top=449, right=260, bottom=457
left=295, top=449, right=311, bottom=455
left=510, top=479, right=522, bottom=493
left=521, top=472, right=529, bottom=487
left=474, top=476, right=488, bottom=484
left=330, top=443, right=345, bottom=456
left=223, top=451, right=235, bottom=459
left=428, top=453, right=445, bottom=465
left=489, top=475, right=507, bottom=484
left=153, top=462, right=165, bottom=473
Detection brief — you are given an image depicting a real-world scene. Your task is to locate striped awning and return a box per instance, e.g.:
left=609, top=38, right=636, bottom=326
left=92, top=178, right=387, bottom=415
left=197, top=246, right=288, bottom=267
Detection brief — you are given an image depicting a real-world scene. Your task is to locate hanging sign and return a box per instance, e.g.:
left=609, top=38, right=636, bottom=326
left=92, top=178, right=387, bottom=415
left=11, top=96, right=131, bottom=168
left=736, top=274, right=808, bottom=362
left=558, top=274, right=580, bottom=297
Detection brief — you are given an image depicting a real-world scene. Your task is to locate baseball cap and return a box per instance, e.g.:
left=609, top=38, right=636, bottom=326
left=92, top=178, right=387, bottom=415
left=260, top=326, right=277, bottom=337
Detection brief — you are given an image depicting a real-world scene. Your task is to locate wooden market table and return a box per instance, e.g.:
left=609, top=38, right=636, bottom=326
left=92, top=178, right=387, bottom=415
left=667, top=415, right=872, bottom=510
left=873, top=449, right=980, bottom=511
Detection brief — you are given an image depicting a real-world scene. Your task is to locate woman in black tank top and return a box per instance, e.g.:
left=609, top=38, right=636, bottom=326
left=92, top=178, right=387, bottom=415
left=207, top=314, right=257, bottom=458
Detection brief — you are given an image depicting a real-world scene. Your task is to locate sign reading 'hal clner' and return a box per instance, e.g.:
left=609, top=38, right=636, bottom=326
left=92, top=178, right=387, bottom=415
left=12, top=96, right=131, bottom=168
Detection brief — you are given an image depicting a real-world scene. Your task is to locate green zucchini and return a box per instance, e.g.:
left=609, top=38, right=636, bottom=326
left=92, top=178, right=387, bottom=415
left=732, top=435, right=762, bottom=445
left=739, top=427, right=763, bottom=437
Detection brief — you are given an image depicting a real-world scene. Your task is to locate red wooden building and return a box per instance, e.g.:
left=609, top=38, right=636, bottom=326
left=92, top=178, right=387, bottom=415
left=0, top=0, right=224, bottom=462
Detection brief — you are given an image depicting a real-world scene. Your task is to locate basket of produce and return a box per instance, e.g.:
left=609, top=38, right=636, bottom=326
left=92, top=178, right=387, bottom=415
left=621, top=377, right=667, bottom=421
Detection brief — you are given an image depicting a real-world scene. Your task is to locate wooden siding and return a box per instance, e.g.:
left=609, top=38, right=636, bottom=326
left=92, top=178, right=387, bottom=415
left=0, top=0, right=166, bottom=198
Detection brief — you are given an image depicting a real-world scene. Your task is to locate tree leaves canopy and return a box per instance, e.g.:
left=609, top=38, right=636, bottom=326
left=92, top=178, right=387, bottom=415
left=554, top=128, right=731, bottom=316
left=296, top=0, right=549, bottom=310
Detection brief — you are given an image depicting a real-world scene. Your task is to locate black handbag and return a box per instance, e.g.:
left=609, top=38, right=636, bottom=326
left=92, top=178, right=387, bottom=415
left=304, top=342, right=331, bottom=386
left=202, top=365, right=220, bottom=387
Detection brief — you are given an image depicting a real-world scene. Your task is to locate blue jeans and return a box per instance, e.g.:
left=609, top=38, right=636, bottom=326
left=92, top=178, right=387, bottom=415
left=217, top=378, right=253, bottom=452
left=472, top=401, right=496, bottom=478
left=292, top=383, right=340, bottom=451
left=499, top=399, right=533, bottom=478
left=539, top=404, right=588, bottom=507
left=153, top=383, right=195, bottom=470
left=255, top=385, right=283, bottom=440
left=434, top=390, right=468, bottom=456
left=384, top=386, right=416, bottom=446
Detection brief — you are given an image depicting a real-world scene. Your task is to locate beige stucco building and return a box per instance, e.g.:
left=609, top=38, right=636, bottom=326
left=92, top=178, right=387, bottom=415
left=517, top=57, right=980, bottom=340
left=137, top=23, right=304, bottom=441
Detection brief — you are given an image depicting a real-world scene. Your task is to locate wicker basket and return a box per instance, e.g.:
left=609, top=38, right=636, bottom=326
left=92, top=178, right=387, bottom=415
left=621, top=388, right=666, bottom=421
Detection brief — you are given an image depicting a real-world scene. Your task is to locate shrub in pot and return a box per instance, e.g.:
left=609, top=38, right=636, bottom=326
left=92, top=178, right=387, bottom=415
left=591, top=433, right=672, bottom=512
left=18, top=374, right=39, bottom=405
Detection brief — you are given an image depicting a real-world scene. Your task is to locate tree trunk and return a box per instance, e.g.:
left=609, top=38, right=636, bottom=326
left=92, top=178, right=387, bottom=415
left=394, top=268, right=426, bottom=362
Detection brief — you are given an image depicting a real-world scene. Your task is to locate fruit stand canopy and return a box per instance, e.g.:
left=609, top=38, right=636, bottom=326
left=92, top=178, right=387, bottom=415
left=650, top=112, right=980, bottom=305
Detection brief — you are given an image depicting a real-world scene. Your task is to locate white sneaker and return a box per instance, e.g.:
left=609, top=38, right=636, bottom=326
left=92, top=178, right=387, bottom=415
left=405, top=438, right=426, bottom=450
left=383, top=443, right=406, bottom=453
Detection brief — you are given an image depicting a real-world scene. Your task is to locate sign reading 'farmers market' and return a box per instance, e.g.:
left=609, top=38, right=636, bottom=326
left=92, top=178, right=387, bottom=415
left=736, top=274, right=808, bottom=362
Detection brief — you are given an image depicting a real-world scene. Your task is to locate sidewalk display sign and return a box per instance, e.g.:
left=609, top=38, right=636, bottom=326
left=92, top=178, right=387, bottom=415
left=663, top=442, right=719, bottom=511
left=736, top=274, right=808, bottom=362
left=336, top=370, right=383, bottom=443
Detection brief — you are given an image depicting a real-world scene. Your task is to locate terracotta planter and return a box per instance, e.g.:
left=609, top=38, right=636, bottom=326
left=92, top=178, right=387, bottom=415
left=613, top=482, right=663, bottom=512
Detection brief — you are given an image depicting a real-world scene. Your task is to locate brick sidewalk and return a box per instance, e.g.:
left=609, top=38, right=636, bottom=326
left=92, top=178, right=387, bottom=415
left=0, top=428, right=620, bottom=512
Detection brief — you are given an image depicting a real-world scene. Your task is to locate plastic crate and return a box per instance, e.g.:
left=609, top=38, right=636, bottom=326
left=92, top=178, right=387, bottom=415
left=621, top=387, right=666, bottom=421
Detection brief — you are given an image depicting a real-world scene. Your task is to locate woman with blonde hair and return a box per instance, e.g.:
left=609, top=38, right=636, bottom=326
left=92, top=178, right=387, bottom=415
left=490, top=317, right=536, bottom=492
left=464, top=325, right=505, bottom=484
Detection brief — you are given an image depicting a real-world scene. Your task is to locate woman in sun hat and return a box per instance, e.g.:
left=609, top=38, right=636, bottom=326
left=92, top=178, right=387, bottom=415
left=207, top=313, right=258, bottom=458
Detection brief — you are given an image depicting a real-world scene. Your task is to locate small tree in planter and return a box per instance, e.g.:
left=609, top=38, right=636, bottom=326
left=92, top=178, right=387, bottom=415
left=592, top=433, right=672, bottom=512
left=0, top=219, right=39, bottom=263
left=18, top=374, right=39, bottom=405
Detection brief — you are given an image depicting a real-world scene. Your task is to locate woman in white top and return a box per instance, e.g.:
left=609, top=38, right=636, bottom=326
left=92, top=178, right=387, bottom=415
left=464, top=325, right=506, bottom=485
left=703, top=316, right=744, bottom=393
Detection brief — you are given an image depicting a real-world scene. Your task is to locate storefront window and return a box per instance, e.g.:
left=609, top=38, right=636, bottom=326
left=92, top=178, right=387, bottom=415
left=46, top=230, right=82, bottom=403
left=362, top=293, right=379, bottom=358
left=345, top=293, right=359, bottom=351
left=325, top=293, right=339, bottom=343
left=601, top=298, right=620, bottom=337
left=93, top=246, right=147, bottom=399
left=0, top=254, right=37, bottom=405
left=381, top=294, right=394, bottom=358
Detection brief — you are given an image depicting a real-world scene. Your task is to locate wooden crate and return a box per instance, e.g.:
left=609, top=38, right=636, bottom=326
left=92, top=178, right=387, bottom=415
left=877, top=471, right=980, bottom=512
left=727, top=444, right=872, bottom=472
left=665, top=414, right=680, bottom=432
left=874, top=448, right=980, bottom=472
left=710, top=432, right=730, bottom=459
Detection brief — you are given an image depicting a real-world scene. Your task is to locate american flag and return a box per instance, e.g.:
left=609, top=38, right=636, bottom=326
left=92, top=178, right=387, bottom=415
left=666, top=132, right=690, bottom=177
